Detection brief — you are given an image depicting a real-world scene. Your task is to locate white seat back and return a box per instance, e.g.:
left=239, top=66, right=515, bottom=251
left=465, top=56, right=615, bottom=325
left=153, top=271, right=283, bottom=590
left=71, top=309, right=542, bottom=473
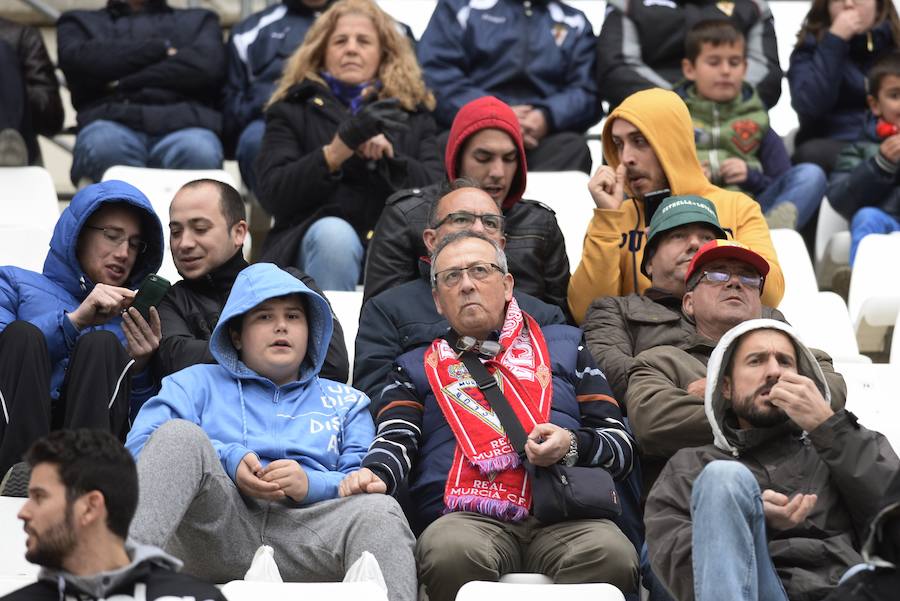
left=0, top=167, right=58, bottom=269
left=835, top=363, right=900, bottom=449
left=221, top=580, right=387, bottom=601
left=324, top=290, right=363, bottom=383
left=456, top=580, right=625, bottom=601
left=771, top=228, right=819, bottom=307
left=777, top=291, right=870, bottom=364
left=523, top=171, right=594, bottom=274
left=814, top=197, right=851, bottom=287
left=848, top=234, right=900, bottom=352
left=101, top=167, right=242, bottom=284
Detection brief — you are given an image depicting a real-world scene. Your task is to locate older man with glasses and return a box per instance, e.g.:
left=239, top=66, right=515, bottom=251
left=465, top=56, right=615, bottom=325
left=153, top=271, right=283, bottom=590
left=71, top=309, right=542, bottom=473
left=352, top=180, right=566, bottom=402
left=341, top=230, right=640, bottom=601
left=624, top=239, right=847, bottom=495
left=0, top=180, right=163, bottom=493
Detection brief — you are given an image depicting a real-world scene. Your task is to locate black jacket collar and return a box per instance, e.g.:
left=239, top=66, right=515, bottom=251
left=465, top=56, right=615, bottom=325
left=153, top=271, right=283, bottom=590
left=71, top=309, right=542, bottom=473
left=182, top=249, right=248, bottom=298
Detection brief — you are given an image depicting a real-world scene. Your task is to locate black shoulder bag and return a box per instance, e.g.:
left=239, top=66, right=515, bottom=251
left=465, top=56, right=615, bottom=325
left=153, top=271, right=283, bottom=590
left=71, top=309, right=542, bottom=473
left=448, top=334, right=621, bottom=524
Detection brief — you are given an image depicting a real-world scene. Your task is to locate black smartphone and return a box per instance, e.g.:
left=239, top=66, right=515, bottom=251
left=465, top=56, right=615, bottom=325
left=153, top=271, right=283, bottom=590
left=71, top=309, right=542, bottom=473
left=643, top=188, right=672, bottom=224
left=131, top=274, right=171, bottom=320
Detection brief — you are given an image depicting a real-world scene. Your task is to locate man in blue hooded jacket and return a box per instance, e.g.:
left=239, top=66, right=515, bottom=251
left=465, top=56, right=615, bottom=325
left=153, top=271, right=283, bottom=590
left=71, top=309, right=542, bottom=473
left=125, top=263, right=416, bottom=601
left=0, top=180, right=164, bottom=481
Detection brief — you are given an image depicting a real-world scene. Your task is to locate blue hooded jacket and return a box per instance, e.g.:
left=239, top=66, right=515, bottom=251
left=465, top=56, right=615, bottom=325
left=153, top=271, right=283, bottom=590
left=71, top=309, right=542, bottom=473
left=126, top=263, right=374, bottom=505
left=0, top=180, right=164, bottom=401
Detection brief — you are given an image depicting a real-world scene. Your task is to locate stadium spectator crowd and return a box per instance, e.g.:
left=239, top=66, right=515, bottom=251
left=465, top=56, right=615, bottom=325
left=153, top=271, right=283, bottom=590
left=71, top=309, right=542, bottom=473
left=2, top=0, right=900, bottom=600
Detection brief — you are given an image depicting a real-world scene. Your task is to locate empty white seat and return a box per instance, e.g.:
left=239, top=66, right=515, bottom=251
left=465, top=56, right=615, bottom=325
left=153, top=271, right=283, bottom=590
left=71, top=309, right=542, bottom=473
left=221, top=579, right=387, bottom=601
left=834, top=363, right=900, bottom=449
left=848, top=234, right=900, bottom=352
left=456, top=580, right=625, bottom=601
left=523, top=171, right=594, bottom=274
left=101, top=167, right=243, bottom=284
left=324, top=290, right=364, bottom=383
left=0, top=167, right=58, bottom=269
left=814, top=197, right=850, bottom=288
left=777, top=291, right=870, bottom=364
left=771, top=228, right=819, bottom=307
left=0, top=496, right=38, bottom=593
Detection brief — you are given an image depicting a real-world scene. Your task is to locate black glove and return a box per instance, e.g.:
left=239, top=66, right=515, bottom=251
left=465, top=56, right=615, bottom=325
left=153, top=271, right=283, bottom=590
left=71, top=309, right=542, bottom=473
left=337, top=98, right=409, bottom=149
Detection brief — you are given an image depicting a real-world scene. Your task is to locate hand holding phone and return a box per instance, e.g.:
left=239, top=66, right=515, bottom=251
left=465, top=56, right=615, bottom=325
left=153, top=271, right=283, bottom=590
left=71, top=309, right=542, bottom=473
left=130, top=274, right=171, bottom=320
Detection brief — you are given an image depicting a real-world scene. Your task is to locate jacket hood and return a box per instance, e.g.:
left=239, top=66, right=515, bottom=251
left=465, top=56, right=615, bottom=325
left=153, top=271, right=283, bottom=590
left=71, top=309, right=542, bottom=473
left=704, top=319, right=831, bottom=456
left=39, top=542, right=180, bottom=599
left=445, top=96, right=527, bottom=210
left=209, top=263, right=333, bottom=385
left=43, top=180, right=164, bottom=300
left=603, top=88, right=721, bottom=200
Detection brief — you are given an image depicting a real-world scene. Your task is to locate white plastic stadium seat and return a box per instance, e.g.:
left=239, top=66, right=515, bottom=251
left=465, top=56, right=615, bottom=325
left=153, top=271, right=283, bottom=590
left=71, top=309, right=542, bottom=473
left=455, top=580, right=625, bottom=601
left=814, top=197, right=850, bottom=288
left=0, top=496, right=38, bottom=595
left=834, top=363, right=900, bottom=449
left=221, top=580, right=387, bottom=601
left=324, top=290, right=363, bottom=383
left=777, top=291, right=870, bottom=364
left=101, top=167, right=245, bottom=284
left=0, top=167, right=59, bottom=270
left=847, top=234, right=900, bottom=353
left=523, top=171, right=594, bottom=274
left=770, top=228, right=819, bottom=307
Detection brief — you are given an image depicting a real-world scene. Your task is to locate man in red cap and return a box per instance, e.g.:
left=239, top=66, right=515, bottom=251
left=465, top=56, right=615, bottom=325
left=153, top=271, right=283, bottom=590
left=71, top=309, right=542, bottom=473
left=363, top=96, right=569, bottom=311
left=625, top=239, right=846, bottom=494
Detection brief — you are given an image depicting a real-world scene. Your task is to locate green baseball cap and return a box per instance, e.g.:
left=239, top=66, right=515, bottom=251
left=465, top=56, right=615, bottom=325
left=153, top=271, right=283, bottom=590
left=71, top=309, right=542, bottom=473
left=640, top=194, right=727, bottom=278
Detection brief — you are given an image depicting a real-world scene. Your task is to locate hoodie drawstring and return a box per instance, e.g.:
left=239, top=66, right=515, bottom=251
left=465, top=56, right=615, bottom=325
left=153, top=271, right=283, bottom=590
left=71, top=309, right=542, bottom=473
left=56, top=574, right=65, bottom=601
left=238, top=379, right=248, bottom=448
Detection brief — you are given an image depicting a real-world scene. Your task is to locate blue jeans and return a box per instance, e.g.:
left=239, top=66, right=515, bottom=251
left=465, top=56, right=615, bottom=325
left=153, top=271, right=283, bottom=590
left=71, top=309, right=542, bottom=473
left=71, top=119, right=223, bottom=185
left=849, top=207, right=900, bottom=266
left=235, top=118, right=265, bottom=194
left=298, top=217, right=364, bottom=291
left=691, top=461, right=789, bottom=601
left=756, top=162, right=826, bottom=229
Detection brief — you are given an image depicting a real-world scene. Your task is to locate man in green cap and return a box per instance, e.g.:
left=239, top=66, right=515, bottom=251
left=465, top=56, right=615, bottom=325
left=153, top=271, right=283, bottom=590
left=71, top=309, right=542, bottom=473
left=582, top=194, right=727, bottom=402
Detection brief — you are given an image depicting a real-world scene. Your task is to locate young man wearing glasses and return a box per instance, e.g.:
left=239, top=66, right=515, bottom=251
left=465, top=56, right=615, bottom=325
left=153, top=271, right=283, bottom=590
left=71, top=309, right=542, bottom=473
left=625, top=239, right=847, bottom=495
left=0, top=180, right=163, bottom=492
left=352, top=181, right=566, bottom=402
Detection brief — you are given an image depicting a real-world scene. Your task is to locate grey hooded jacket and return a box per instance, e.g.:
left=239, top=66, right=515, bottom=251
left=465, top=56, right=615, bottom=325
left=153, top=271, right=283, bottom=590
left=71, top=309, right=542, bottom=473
left=645, top=319, right=899, bottom=601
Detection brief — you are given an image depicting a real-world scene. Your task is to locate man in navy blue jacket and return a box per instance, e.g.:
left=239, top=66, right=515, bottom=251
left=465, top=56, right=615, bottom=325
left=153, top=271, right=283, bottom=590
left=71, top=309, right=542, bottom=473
left=417, top=0, right=599, bottom=173
left=0, top=181, right=164, bottom=482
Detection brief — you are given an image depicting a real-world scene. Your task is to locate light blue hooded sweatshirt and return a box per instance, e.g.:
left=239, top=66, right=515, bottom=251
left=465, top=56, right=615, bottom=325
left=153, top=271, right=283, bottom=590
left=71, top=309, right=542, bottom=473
left=126, top=263, right=374, bottom=504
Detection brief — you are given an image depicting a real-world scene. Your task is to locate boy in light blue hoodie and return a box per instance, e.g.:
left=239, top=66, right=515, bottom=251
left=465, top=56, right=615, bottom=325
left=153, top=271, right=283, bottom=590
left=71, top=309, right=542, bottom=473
left=124, top=263, right=416, bottom=601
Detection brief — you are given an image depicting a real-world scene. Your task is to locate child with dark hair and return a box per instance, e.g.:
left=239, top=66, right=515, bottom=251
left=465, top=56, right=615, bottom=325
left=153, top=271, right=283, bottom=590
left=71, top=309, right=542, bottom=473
left=827, top=51, right=900, bottom=269
left=677, top=19, right=827, bottom=231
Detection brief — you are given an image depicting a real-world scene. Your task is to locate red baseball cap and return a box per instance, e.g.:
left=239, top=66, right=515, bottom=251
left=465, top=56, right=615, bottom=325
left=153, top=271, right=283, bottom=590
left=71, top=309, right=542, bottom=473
left=685, top=239, right=770, bottom=285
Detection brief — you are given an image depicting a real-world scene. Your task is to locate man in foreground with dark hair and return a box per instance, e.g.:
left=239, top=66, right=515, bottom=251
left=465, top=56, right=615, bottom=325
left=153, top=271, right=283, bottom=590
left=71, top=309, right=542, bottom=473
left=2, top=429, right=224, bottom=601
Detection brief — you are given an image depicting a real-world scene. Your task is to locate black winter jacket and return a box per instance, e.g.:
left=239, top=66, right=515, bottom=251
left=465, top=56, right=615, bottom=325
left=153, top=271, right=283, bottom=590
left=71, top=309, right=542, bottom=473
left=363, top=183, right=570, bottom=314
left=352, top=260, right=566, bottom=401
left=154, top=251, right=349, bottom=383
left=0, top=17, right=63, bottom=163
left=255, top=80, right=443, bottom=267
left=57, top=0, right=225, bottom=135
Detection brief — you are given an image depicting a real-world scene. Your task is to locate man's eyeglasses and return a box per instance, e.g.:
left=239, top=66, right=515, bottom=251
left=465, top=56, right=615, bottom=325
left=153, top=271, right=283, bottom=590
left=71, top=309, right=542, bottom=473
left=433, top=211, right=505, bottom=232
left=432, top=262, right=504, bottom=288
left=691, top=270, right=764, bottom=290
left=84, top=225, right=148, bottom=254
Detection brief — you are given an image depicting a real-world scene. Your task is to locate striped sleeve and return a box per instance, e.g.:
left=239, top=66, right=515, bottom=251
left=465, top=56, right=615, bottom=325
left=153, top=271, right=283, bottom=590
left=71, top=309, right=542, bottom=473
left=361, top=363, right=425, bottom=495
left=572, top=342, right=635, bottom=480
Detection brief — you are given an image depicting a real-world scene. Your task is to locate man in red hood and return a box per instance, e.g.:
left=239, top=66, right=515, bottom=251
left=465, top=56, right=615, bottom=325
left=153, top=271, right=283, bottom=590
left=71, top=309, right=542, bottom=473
left=363, top=96, right=570, bottom=313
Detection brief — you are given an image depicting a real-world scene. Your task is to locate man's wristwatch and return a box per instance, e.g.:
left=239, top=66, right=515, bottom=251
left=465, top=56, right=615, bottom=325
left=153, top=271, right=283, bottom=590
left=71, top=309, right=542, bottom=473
left=559, top=430, right=578, bottom=467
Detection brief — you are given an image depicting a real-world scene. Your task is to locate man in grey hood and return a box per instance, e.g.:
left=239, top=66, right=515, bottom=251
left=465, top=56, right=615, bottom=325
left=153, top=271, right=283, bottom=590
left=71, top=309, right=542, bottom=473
left=645, top=318, right=899, bottom=601
left=2, top=429, right=223, bottom=601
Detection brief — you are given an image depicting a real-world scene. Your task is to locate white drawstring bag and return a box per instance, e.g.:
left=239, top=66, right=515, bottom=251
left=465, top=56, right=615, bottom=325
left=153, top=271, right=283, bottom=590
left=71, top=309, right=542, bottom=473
left=342, top=551, right=387, bottom=594
left=244, top=545, right=283, bottom=582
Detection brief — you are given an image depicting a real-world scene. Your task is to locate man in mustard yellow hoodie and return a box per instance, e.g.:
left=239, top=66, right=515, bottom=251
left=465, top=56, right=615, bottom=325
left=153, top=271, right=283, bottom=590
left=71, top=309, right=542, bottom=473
left=568, top=88, right=784, bottom=324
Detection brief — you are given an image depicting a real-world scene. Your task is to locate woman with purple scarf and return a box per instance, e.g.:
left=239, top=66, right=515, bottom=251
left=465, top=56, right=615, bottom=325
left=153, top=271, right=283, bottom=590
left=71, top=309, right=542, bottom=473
left=255, top=0, right=442, bottom=290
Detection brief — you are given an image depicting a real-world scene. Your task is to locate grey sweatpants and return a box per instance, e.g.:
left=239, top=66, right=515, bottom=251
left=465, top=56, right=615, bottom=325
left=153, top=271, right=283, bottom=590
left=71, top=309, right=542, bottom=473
left=129, top=420, right=417, bottom=601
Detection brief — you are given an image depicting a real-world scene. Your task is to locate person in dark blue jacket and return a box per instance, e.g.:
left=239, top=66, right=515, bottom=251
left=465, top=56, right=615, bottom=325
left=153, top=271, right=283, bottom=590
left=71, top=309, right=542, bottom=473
left=788, top=0, right=900, bottom=172
left=57, top=0, right=226, bottom=185
left=417, top=0, right=598, bottom=173
left=224, top=0, right=334, bottom=193
left=341, top=231, right=641, bottom=601
left=0, top=180, right=164, bottom=479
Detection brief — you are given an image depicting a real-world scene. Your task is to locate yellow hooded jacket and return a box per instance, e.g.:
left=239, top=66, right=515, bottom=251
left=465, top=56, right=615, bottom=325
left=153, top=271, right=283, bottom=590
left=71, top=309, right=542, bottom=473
left=568, top=88, right=784, bottom=324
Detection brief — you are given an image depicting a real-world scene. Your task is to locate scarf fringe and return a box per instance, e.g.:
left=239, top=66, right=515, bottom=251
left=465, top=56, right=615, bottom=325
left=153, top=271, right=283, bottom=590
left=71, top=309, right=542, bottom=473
left=445, top=495, right=530, bottom=522
left=471, top=453, right=521, bottom=474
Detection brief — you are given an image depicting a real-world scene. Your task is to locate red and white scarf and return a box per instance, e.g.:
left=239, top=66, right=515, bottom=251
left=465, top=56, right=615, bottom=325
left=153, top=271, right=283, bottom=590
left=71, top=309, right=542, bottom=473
left=424, top=298, right=553, bottom=521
